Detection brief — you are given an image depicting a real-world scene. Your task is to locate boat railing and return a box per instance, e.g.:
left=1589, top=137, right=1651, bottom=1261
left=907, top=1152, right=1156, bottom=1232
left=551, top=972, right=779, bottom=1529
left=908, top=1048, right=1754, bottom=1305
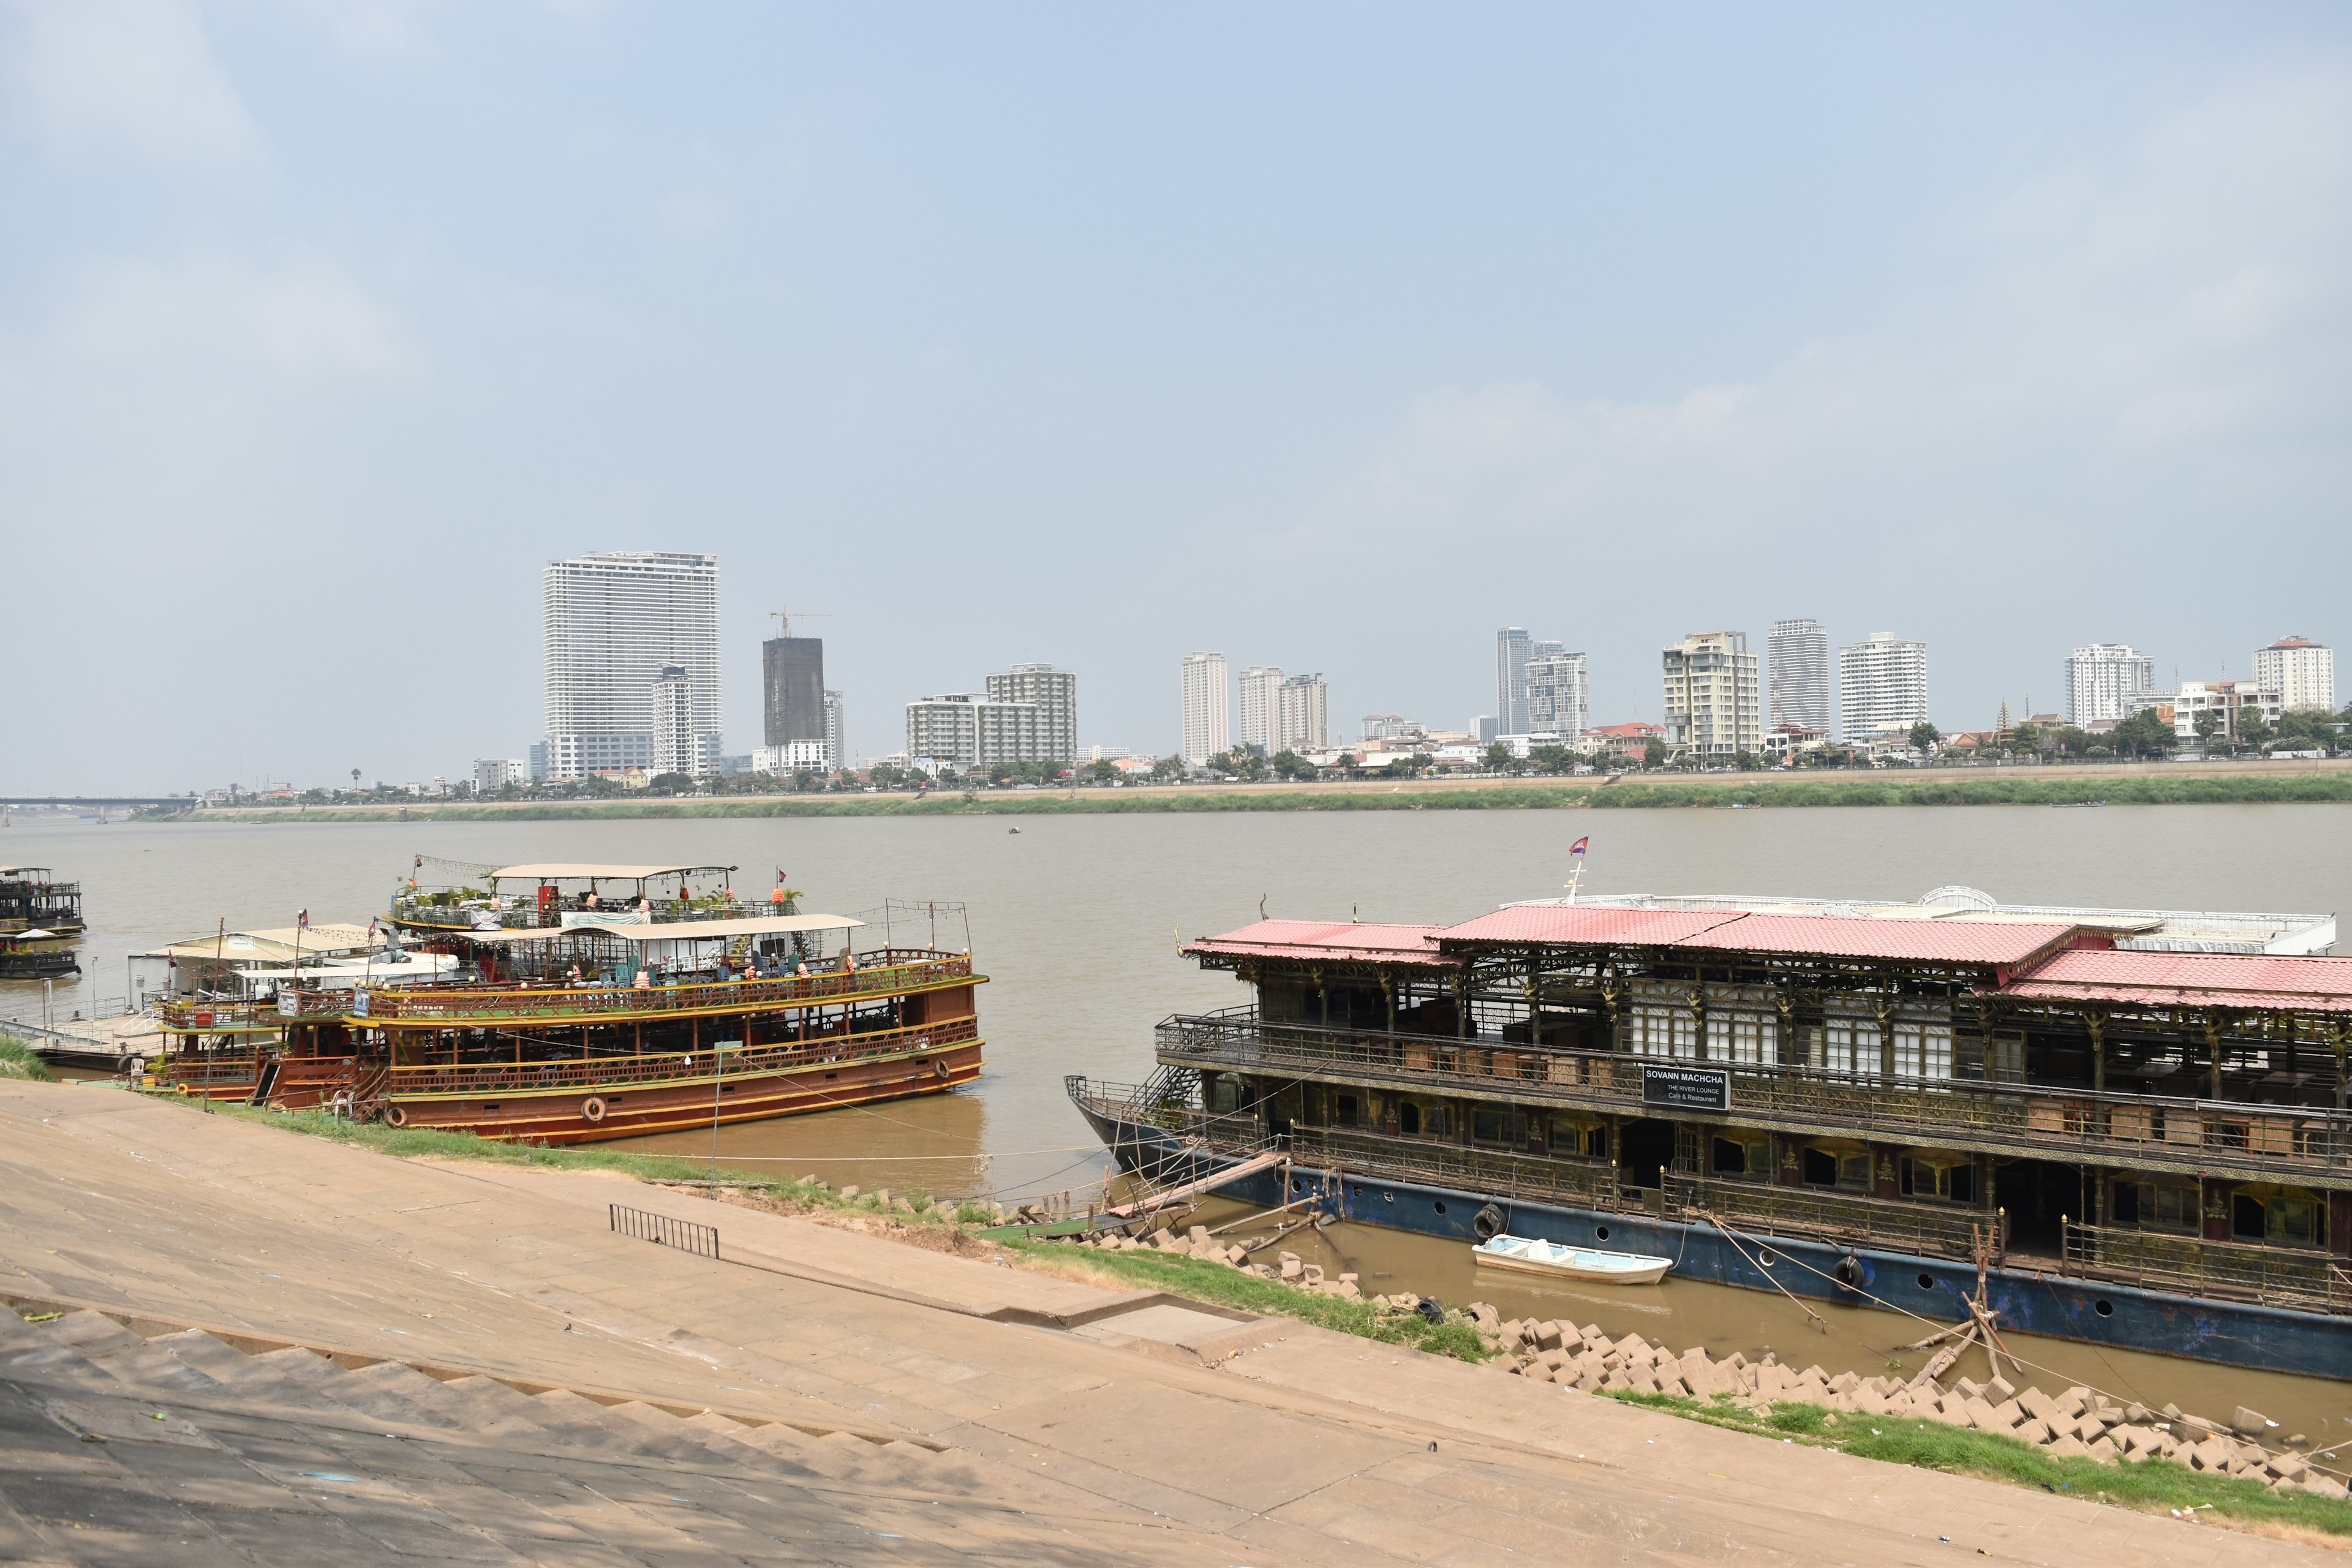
left=154, top=998, right=313, bottom=1031
left=389, top=897, right=778, bottom=930
left=2062, top=1221, right=2350, bottom=1316
left=1660, top=1173, right=2006, bottom=1264
left=1286, top=1125, right=1634, bottom=1214
left=153, top=1051, right=263, bottom=1088
left=1154, top=1011, right=2352, bottom=1183
left=384, top=1014, right=978, bottom=1098
left=348, top=951, right=975, bottom=1023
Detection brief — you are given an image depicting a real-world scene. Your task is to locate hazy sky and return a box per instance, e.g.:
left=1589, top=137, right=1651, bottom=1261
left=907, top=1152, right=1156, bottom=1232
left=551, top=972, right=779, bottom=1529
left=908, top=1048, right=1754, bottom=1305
left=4, top=2, right=2348, bottom=791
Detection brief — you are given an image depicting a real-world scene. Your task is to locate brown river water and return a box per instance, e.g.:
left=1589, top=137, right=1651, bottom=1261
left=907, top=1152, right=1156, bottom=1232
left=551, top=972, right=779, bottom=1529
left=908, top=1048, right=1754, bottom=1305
left=7, top=802, right=2352, bottom=1433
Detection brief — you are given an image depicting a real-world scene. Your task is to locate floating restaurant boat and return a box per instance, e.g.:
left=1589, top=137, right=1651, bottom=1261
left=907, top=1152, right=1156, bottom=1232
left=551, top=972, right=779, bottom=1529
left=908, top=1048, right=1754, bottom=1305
left=1072, top=885, right=2352, bottom=1378
left=154, top=859, right=986, bottom=1141
left=1473, top=1234, right=1672, bottom=1284
left=0, top=867, right=84, bottom=978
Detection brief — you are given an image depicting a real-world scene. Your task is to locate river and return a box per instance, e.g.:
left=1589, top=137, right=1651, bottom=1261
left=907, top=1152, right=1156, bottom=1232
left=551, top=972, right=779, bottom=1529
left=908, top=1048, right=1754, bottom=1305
left=8, top=803, right=2351, bottom=1429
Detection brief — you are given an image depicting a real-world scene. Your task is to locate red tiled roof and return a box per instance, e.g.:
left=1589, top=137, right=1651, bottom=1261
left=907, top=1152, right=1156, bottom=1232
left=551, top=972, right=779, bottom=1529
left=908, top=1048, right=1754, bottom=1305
left=2000, top=948, right=2352, bottom=1013
left=1184, top=919, right=1460, bottom=967
left=1438, top=906, right=1747, bottom=948
left=1675, top=915, right=2086, bottom=968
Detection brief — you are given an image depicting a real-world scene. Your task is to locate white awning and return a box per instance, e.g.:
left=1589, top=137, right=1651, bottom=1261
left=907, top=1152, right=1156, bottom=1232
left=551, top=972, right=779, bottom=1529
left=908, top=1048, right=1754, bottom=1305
left=488, top=863, right=734, bottom=882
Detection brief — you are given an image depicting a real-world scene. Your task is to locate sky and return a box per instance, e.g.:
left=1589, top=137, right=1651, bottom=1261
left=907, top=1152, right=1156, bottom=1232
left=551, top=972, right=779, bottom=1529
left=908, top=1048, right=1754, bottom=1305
left=2, top=1, right=2348, bottom=791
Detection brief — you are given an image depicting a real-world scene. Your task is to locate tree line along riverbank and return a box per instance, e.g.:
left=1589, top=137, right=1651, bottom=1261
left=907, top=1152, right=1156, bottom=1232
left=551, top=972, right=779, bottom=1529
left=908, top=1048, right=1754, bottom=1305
left=154, top=770, right=2352, bottom=822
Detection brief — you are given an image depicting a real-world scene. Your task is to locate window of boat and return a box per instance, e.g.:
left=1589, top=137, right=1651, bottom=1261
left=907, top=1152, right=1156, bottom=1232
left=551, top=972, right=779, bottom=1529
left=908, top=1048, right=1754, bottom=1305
left=1398, top=1101, right=1420, bottom=1136
left=2114, top=1177, right=2198, bottom=1233
left=1712, top=1133, right=1769, bottom=1178
left=1207, top=1076, right=1241, bottom=1114
left=1899, top=1151, right=1973, bottom=1203
left=1471, top=1107, right=1525, bottom=1147
left=1333, top=1093, right=1359, bottom=1128
left=2231, top=1184, right=2322, bottom=1248
left=1803, top=1140, right=1871, bottom=1190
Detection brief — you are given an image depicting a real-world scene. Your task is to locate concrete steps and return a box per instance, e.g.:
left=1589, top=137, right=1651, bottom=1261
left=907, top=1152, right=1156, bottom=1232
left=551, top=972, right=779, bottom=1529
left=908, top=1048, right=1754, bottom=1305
left=0, top=1305, right=1197, bottom=1566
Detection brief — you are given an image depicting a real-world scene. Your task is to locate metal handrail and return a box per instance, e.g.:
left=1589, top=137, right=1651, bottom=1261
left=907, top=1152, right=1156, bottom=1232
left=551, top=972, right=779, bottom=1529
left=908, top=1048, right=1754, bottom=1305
left=1661, top=1172, right=2006, bottom=1261
left=391, top=897, right=775, bottom=930
left=384, top=1015, right=977, bottom=1097
left=1154, top=1011, right=2352, bottom=1180
left=2062, top=1221, right=2350, bottom=1315
left=349, top=952, right=975, bottom=1023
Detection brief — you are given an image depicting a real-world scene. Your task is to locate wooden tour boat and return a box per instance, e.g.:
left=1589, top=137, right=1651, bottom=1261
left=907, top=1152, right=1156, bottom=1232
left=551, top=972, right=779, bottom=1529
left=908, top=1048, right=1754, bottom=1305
left=149, top=859, right=985, bottom=1143
left=1473, top=1234, right=1672, bottom=1284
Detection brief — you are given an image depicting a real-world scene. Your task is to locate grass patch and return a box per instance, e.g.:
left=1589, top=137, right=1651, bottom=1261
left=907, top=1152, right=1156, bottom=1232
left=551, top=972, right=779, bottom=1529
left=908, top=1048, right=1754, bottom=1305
left=0, top=1032, right=55, bottom=1082
left=1602, top=1392, right=2352, bottom=1538
left=995, top=1236, right=1490, bottom=1362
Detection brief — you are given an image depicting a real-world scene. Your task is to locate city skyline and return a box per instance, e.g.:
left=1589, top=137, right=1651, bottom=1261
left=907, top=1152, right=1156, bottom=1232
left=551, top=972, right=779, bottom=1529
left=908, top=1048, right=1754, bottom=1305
left=5, top=7, right=2351, bottom=790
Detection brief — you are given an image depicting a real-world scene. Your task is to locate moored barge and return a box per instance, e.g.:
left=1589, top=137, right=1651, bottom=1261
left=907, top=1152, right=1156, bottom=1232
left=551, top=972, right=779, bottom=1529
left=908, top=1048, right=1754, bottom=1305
left=1074, top=886, right=2352, bottom=1378
left=0, top=866, right=84, bottom=979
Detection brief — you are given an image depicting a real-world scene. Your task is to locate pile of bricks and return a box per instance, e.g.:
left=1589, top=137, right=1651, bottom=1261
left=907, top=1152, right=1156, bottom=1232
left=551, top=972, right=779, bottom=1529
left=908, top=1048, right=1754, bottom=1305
left=1060, top=1225, right=1367, bottom=1298
left=1471, top=1308, right=2348, bottom=1501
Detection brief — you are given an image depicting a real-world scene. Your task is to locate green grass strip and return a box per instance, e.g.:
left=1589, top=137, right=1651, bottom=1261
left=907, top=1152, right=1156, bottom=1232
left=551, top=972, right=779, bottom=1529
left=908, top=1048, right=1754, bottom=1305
left=0, top=1032, right=55, bottom=1082
left=994, top=1236, right=1490, bottom=1362
left=1605, top=1392, right=2352, bottom=1536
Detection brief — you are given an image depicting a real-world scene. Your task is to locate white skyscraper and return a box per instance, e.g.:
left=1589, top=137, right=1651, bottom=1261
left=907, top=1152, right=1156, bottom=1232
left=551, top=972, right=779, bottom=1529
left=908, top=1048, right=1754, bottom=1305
left=2253, top=635, right=2335, bottom=712
left=986, top=663, right=1078, bottom=764
left=1768, top=619, right=1831, bottom=732
left=1838, top=632, right=1929, bottom=741
left=2064, top=643, right=2158, bottom=726
left=822, top=690, right=846, bottom=766
left=1525, top=652, right=1588, bottom=737
left=1495, top=627, right=1534, bottom=734
left=1180, top=652, right=1229, bottom=764
left=1662, top=632, right=1760, bottom=760
left=1236, top=665, right=1284, bottom=753
left=650, top=663, right=700, bottom=778
left=1275, top=673, right=1329, bottom=750
left=543, top=550, right=720, bottom=780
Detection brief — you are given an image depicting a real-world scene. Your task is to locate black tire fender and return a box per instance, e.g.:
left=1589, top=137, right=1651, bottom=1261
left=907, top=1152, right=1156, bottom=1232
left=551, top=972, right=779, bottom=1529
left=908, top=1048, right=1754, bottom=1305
left=1472, top=1202, right=1506, bottom=1242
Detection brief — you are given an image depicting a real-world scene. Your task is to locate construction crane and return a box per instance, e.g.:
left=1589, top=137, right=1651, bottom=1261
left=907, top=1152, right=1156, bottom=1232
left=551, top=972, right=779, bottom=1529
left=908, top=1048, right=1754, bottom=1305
left=767, top=608, right=832, bottom=638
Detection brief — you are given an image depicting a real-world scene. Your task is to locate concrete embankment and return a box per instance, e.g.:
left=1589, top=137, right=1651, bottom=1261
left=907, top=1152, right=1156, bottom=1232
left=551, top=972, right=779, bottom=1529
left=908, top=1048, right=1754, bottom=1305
left=0, top=1080, right=2335, bottom=1566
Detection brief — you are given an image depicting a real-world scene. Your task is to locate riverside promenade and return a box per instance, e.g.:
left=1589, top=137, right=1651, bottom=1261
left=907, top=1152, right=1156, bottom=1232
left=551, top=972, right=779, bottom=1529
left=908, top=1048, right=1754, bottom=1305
left=0, top=1081, right=2327, bottom=1565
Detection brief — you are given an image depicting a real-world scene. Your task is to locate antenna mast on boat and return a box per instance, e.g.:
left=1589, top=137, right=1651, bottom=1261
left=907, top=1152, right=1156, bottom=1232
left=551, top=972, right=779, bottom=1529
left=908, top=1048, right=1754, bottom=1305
left=1564, top=835, right=1591, bottom=903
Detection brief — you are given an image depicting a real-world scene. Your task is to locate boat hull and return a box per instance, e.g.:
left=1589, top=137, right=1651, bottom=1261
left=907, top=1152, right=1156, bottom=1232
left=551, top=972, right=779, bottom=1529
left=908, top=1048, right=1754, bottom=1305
left=385, top=1039, right=984, bottom=1144
left=1474, top=1248, right=1672, bottom=1286
left=1074, top=1099, right=2352, bottom=1381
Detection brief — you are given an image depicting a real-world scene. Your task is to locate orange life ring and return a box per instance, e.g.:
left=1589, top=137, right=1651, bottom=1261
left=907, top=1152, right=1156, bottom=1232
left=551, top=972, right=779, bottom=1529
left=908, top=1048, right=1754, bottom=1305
left=383, top=1104, right=408, bottom=1128
left=581, top=1095, right=608, bottom=1124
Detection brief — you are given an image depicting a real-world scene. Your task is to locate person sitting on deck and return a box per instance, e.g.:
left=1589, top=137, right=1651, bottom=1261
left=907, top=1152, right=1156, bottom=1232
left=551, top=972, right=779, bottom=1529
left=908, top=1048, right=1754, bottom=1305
left=637, top=894, right=652, bottom=916
left=566, top=963, right=582, bottom=986
left=794, top=960, right=809, bottom=978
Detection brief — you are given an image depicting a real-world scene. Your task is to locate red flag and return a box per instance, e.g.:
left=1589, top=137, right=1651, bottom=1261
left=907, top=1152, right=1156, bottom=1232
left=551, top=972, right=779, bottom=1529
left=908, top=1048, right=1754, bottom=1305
left=1569, top=837, right=1589, bottom=855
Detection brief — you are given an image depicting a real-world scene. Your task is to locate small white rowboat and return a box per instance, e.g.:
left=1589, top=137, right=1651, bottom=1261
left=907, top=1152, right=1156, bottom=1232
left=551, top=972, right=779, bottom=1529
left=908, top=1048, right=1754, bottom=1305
left=1472, top=1234, right=1672, bottom=1285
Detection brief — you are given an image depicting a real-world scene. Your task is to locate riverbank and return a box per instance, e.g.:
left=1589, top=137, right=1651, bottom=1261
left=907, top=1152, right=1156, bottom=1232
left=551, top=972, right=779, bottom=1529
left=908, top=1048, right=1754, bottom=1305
left=148, top=760, right=2352, bottom=821
left=122, top=1094, right=2352, bottom=1543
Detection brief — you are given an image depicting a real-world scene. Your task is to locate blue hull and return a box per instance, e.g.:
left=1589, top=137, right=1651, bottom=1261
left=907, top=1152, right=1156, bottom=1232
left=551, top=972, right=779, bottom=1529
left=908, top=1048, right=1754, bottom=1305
left=1078, top=1106, right=2352, bottom=1381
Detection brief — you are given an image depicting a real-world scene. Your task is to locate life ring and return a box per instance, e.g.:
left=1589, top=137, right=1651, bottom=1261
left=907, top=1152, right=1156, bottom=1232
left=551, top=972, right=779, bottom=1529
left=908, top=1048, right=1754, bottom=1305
left=930, top=1057, right=951, bottom=1082
left=1831, top=1250, right=1866, bottom=1294
left=581, top=1096, right=608, bottom=1125
left=383, top=1104, right=408, bottom=1128
left=1472, top=1202, right=1506, bottom=1242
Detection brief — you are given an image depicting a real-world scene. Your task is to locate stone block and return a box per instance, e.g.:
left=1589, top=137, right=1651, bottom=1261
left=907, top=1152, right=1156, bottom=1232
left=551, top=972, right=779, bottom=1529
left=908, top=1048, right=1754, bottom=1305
left=1986, top=1375, right=2016, bottom=1404
left=1299, top=1264, right=1325, bottom=1286
left=1829, top=1370, right=1860, bottom=1395
left=1540, top=1349, right=1570, bottom=1371
left=837, top=1185, right=860, bottom=1200
left=2055, top=1385, right=2092, bottom=1419
left=2016, top=1386, right=2054, bottom=1420
left=1987, top=1398, right=2024, bottom=1431
left=2084, top=1434, right=2118, bottom=1463
left=873, top=1188, right=892, bottom=1206
left=2232, top=1406, right=2273, bottom=1439
left=1471, top=1302, right=1502, bottom=1330
left=1963, top=1396, right=2004, bottom=1433
left=2265, top=1453, right=2309, bottom=1483
left=1278, top=1256, right=1303, bottom=1281
left=2018, top=1419, right=2059, bottom=1446
left=2045, top=1434, right=2089, bottom=1458
left=1954, top=1377, right=1984, bottom=1401
left=2070, top=1415, right=2107, bottom=1445
left=1187, top=1224, right=1211, bottom=1246
left=1536, top=1321, right=1566, bottom=1351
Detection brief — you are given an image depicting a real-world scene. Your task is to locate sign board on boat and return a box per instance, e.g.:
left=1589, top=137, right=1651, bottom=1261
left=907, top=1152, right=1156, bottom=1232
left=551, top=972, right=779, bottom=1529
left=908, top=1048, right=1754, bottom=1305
left=1641, top=1064, right=1730, bottom=1112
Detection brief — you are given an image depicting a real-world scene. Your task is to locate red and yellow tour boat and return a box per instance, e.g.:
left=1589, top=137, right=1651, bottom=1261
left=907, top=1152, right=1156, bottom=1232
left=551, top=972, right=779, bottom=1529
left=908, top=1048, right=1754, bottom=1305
left=151, top=859, right=985, bottom=1143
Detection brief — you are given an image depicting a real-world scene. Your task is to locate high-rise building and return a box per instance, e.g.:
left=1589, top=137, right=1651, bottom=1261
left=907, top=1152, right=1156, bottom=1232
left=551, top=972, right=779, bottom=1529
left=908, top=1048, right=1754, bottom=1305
left=1662, top=631, right=1760, bottom=761
left=762, top=634, right=826, bottom=748
left=1275, top=673, right=1329, bottom=750
left=1236, top=666, right=1284, bottom=753
left=472, top=758, right=527, bottom=793
left=1494, top=628, right=1533, bottom=734
left=986, top=663, right=1077, bottom=765
left=650, top=663, right=701, bottom=777
left=1361, top=714, right=1422, bottom=742
left=2064, top=643, right=2158, bottom=726
left=1180, top=652, right=1229, bottom=764
left=1525, top=652, right=1589, bottom=737
left=1768, top=619, right=1831, bottom=733
left=1838, top=633, right=1929, bottom=742
left=823, top=690, right=846, bottom=766
left=2253, top=635, right=2335, bottom=712
left=906, top=693, right=1052, bottom=772
left=542, top=550, right=720, bottom=780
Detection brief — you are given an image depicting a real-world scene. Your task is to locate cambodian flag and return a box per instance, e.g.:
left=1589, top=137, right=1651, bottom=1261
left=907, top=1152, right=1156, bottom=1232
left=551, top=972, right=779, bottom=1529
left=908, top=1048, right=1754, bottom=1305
left=1569, top=837, right=1589, bottom=855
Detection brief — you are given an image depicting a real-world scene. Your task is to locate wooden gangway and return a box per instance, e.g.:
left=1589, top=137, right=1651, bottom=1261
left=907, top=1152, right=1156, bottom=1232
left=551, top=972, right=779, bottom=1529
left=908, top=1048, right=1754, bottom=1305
left=1102, top=1148, right=1287, bottom=1219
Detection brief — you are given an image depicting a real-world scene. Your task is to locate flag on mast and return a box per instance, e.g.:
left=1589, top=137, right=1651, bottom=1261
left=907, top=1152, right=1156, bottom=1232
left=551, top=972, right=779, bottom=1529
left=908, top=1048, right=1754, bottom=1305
left=1569, top=837, right=1589, bottom=855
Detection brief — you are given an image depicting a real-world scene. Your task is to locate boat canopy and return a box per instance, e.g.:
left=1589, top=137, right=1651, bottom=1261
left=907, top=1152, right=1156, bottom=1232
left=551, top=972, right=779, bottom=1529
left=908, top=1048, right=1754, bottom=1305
left=487, top=862, right=737, bottom=883
left=149, top=924, right=377, bottom=960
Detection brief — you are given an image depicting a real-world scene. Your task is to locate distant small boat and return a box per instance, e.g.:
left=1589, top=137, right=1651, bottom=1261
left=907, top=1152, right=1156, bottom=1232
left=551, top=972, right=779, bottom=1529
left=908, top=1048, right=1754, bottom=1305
left=1473, top=1234, right=1672, bottom=1285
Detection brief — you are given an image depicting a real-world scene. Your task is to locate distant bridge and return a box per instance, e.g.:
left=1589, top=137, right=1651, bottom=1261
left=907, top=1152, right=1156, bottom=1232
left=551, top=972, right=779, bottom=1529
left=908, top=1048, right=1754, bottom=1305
left=2, top=797, right=195, bottom=809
